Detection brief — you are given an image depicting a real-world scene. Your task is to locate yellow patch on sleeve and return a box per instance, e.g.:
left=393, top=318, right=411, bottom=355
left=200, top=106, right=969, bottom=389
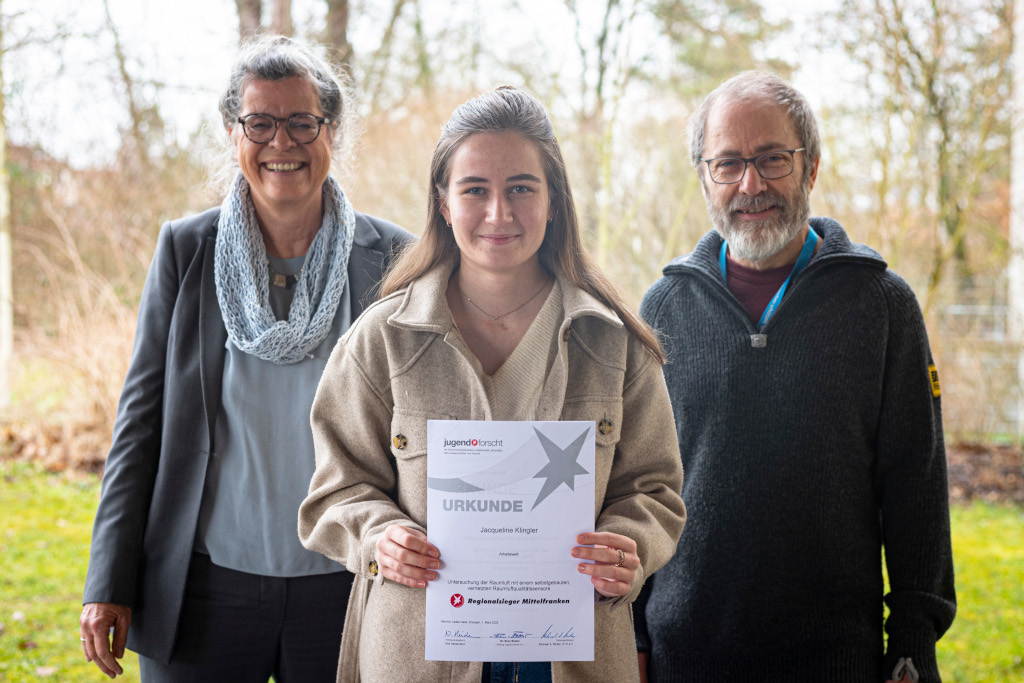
left=929, top=364, right=941, bottom=398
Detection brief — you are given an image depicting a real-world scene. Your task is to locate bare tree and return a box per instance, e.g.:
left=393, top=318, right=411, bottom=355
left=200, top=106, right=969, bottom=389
left=0, top=2, right=74, bottom=409
left=103, top=0, right=152, bottom=169
left=410, top=1, right=433, bottom=93
left=234, top=0, right=292, bottom=42
left=565, top=0, right=642, bottom=268
left=363, top=0, right=411, bottom=109
left=325, top=0, right=352, bottom=76
left=236, top=0, right=261, bottom=42
left=272, top=0, right=293, bottom=36
left=831, top=0, right=1012, bottom=306
left=560, top=0, right=783, bottom=277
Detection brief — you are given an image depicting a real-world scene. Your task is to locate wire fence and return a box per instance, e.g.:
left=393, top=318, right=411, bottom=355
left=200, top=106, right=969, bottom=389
left=935, top=302, right=1023, bottom=442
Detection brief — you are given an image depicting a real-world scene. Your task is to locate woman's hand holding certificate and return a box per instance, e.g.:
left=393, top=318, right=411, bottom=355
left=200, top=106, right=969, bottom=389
left=572, top=532, right=638, bottom=598
left=376, top=526, right=440, bottom=589
left=375, top=524, right=638, bottom=597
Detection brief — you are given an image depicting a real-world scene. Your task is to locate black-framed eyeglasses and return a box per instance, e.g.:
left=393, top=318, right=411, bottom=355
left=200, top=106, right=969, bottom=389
left=700, top=148, right=805, bottom=184
left=236, top=113, right=328, bottom=144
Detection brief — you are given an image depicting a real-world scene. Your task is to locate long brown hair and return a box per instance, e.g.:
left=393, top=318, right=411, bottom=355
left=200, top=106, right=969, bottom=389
left=381, top=86, right=664, bottom=362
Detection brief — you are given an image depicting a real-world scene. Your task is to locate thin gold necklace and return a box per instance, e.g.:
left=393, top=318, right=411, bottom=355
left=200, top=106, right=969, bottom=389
left=458, top=278, right=550, bottom=321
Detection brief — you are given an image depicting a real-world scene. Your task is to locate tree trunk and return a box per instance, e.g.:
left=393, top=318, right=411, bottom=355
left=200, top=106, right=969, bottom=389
left=326, top=0, right=352, bottom=78
left=0, top=0, right=11, bottom=409
left=272, top=0, right=292, bottom=36
left=104, top=0, right=149, bottom=168
left=364, top=0, right=408, bottom=109
left=1011, top=0, right=1024, bottom=438
left=236, top=0, right=261, bottom=42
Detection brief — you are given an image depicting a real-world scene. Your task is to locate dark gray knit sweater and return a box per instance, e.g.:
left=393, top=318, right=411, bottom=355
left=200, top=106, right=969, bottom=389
left=636, top=218, right=956, bottom=682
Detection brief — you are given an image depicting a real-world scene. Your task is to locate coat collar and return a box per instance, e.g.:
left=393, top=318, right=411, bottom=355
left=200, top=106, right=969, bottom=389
left=386, top=259, right=623, bottom=332
left=352, top=211, right=384, bottom=249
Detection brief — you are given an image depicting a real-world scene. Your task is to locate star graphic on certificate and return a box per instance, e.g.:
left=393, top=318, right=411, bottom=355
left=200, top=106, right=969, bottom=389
left=530, top=427, right=591, bottom=510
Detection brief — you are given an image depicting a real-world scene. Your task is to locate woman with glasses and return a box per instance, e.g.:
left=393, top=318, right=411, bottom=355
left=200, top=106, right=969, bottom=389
left=79, top=35, right=412, bottom=681
left=298, top=86, right=686, bottom=682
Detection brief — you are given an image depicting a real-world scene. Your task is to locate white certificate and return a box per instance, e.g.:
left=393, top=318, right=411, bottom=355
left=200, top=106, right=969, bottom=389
left=425, top=420, right=596, bottom=662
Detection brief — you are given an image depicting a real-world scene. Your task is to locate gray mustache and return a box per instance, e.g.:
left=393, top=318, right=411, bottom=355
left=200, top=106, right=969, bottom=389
left=729, top=192, right=786, bottom=213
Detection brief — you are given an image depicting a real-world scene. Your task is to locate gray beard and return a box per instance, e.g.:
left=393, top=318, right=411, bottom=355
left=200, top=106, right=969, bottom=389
left=710, top=185, right=811, bottom=263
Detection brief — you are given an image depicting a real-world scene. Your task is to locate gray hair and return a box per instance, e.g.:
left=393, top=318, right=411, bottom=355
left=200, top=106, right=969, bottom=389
left=204, top=35, right=357, bottom=196
left=689, top=71, right=820, bottom=184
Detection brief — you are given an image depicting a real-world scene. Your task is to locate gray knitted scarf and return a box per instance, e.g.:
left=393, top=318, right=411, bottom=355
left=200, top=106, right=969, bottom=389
left=214, top=173, right=354, bottom=364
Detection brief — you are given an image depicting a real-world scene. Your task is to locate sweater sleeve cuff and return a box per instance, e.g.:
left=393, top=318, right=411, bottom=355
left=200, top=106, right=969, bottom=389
left=884, top=631, right=941, bottom=683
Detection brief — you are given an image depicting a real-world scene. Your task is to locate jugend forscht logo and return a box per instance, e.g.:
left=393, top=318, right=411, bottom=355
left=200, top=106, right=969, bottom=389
left=451, top=594, right=465, bottom=607
left=443, top=438, right=503, bottom=448
left=430, top=426, right=592, bottom=511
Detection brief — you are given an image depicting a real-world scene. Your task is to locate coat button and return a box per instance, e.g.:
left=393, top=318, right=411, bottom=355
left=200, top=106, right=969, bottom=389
left=598, top=419, right=613, bottom=435
left=393, top=434, right=407, bottom=449
left=369, top=560, right=379, bottom=576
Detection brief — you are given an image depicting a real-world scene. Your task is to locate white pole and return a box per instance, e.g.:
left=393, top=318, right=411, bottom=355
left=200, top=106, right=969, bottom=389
left=1010, top=0, right=1024, bottom=439
left=0, top=5, right=10, bottom=412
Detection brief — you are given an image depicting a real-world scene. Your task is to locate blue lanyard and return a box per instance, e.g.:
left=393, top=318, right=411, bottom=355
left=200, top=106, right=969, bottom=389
left=719, top=227, right=819, bottom=329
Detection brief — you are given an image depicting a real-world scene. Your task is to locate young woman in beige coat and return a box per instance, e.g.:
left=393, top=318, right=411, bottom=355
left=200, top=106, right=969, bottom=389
left=299, top=87, right=686, bottom=683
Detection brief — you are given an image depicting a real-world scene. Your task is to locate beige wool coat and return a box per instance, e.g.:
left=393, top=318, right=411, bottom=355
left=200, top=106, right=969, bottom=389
left=299, top=263, right=686, bottom=683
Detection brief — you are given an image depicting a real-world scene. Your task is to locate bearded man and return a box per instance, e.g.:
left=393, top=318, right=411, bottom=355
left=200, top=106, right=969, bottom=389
left=635, top=72, right=956, bottom=683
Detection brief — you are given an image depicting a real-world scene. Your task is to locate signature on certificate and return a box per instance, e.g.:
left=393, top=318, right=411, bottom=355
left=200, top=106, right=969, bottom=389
left=444, top=629, right=479, bottom=638
left=540, top=625, right=576, bottom=639
left=489, top=630, right=529, bottom=639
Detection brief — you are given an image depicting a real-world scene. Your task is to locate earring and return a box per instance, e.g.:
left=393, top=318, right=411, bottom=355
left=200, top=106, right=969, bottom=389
left=446, top=221, right=452, bottom=228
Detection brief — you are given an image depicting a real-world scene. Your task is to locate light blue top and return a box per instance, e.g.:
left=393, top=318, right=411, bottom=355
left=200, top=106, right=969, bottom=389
left=194, top=254, right=351, bottom=577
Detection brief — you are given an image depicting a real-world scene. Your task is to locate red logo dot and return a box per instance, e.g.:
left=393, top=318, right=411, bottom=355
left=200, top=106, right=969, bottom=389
left=451, top=594, right=464, bottom=607
left=471, top=439, right=478, bottom=446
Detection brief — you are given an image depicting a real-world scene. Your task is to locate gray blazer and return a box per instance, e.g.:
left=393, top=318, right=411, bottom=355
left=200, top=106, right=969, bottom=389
left=82, top=206, right=413, bottom=663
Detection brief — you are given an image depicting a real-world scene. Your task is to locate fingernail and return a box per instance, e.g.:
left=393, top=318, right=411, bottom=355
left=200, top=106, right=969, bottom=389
left=426, top=572, right=436, bottom=581
left=429, top=550, right=439, bottom=558
left=571, top=548, right=580, bottom=557
left=430, top=561, right=439, bottom=569
left=577, top=564, right=586, bottom=573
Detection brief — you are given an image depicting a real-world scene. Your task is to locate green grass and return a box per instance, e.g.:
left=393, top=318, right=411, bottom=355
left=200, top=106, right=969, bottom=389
left=0, top=461, right=139, bottom=682
left=936, top=503, right=1024, bottom=682
left=1, top=460, right=1022, bottom=682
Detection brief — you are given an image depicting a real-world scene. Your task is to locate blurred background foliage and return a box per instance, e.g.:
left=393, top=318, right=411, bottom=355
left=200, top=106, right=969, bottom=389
left=0, top=0, right=1019, bottom=456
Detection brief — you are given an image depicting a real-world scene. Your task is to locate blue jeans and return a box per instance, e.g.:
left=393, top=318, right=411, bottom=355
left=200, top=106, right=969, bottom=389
left=482, top=661, right=553, bottom=683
